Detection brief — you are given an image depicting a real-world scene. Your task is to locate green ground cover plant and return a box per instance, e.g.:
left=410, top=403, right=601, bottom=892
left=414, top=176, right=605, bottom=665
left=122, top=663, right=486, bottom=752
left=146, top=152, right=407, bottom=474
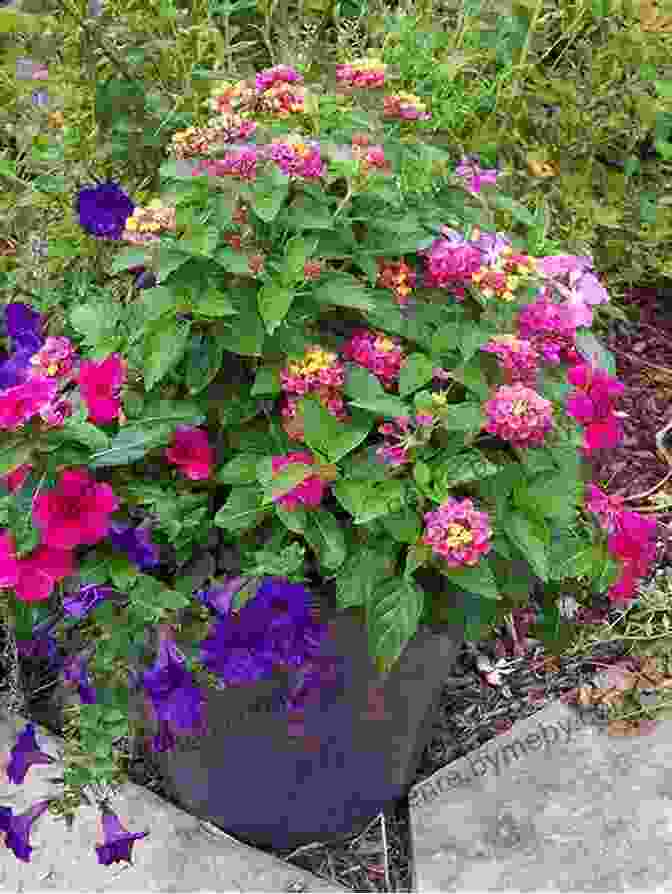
left=0, top=0, right=670, bottom=867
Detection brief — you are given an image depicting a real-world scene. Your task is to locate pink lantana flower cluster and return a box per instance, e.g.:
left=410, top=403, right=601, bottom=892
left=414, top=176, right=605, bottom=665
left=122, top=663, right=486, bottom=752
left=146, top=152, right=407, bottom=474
left=376, top=258, right=417, bottom=307
left=271, top=452, right=329, bottom=511
left=336, top=57, right=387, bottom=89
left=280, top=346, right=348, bottom=442
left=422, top=497, right=493, bottom=568
left=340, top=328, right=407, bottom=390
left=168, top=117, right=257, bottom=160
left=470, top=245, right=538, bottom=303
left=517, top=297, right=580, bottom=365
left=376, top=413, right=436, bottom=467
left=483, top=383, right=554, bottom=448
left=208, top=80, right=257, bottom=117
left=564, top=363, right=625, bottom=453
left=254, top=66, right=307, bottom=118
left=482, top=335, right=541, bottom=389
left=192, top=146, right=262, bottom=181
left=382, top=92, right=431, bottom=121
left=586, top=485, right=658, bottom=604
left=266, top=136, right=325, bottom=180
left=420, top=238, right=483, bottom=299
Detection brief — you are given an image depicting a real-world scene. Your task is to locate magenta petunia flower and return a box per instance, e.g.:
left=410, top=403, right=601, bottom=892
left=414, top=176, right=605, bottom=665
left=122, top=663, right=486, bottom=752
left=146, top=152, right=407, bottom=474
left=165, top=425, right=214, bottom=480
left=0, top=377, right=58, bottom=430
left=76, top=353, right=126, bottom=424
left=32, top=468, right=119, bottom=550
left=0, top=531, right=74, bottom=602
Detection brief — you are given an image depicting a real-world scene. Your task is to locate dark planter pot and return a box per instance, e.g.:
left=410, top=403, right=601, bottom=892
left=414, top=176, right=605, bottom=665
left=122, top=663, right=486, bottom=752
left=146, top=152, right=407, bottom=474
left=129, top=578, right=464, bottom=852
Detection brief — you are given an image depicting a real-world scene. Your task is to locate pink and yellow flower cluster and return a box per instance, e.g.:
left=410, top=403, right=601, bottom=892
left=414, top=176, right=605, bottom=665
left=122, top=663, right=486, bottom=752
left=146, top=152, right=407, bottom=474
left=421, top=497, right=493, bottom=568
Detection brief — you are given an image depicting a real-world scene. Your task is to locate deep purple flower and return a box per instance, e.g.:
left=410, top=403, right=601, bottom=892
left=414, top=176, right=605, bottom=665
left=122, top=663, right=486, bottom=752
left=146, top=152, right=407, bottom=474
left=62, top=651, right=97, bottom=704
left=4, top=722, right=56, bottom=785
left=5, top=302, right=44, bottom=355
left=108, top=522, right=160, bottom=571
left=195, top=576, right=255, bottom=616
left=0, top=799, right=52, bottom=862
left=0, top=348, right=35, bottom=389
left=95, top=805, right=149, bottom=866
left=75, top=180, right=135, bottom=240
left=140, top=626, right=208, bottom=753
left=62, top=584, right=120, bottom=619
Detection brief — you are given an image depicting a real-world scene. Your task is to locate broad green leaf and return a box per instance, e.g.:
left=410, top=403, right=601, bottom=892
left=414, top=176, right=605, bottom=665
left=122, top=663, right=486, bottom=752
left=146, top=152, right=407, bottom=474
left=439, top=558, right=500, bottom=599
left=281, top=235, right=319, bottom=285
left=143, top=318, right=191, bottom=390
left=70, top=303, right=120, bottom=344
left=304, top=508, right=347, bottom=570
left=332, top=478, right=405, bottom=524
left=213, top=485, right=269, bottom=532
left=249, top=166, right=289, bottom=222
left=300, top=398, right=372, bottom=463
left=55, top=419, right=111, bottom=452
left=87, top=424, right=174, bottom=468
left=212, top=246, right=254, bottom=275
left=435, top=450, right=499, bottom=492
left=398, top=352, right=435, bottom=396
left=218, top=287, right=266, bottom=356
left=366, top=577, right=423, bottom=674
left=506, top=509, right=550, bottom=582
left=275, top=502, right=308, bottom=534
left=191, top=288, right=237, bottom=317
left=218, top=454, right=268, bottom=485
left=441, top=402, right=485, bottom=433
left=251, top=364, right=282, bottom=396
left=180, top=223, right=220, bottom=257
left=335, top=544, right=398, bottom=609
left=257, top=280, right=295, bottom=335
left=257, top=457, right=315, bottom=501
left=0, top=443, right=34, bottom=478
left=312, top=273, right=377, bottom=313
left=154, top=245, right=192, bottom=284
left=184, top=332, right=225, bottom=395
left=380, top=504, right=422, bottom=544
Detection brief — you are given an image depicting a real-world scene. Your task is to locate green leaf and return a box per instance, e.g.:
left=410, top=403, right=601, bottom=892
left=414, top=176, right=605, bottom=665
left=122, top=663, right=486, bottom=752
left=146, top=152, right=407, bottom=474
left=304, top=508, right=347, bottom=570
left=0, top=443, right=36, bottom=477
left=143, top=318, right=191, bottom=390
left=191, top=287, right=237, bottom=317
left=213, top=486, right=269, bottom=532
left=139, top=285, right=180, bottom=322
left=335, top=544, right=398, bottom=609
left=87, top=424, right=175, bottom=468
left=380, top=504, right=422, bottom=543
left=218, top=454, right=267, bottom=485
left=439, top=558, right=501, bottom=599
left=281, top=235, right=319, bottom=285
left=106, top=554, right=139, bottom=590
left=275, top=502, right=308, bottom=533
left=300, top=397, right=372, bottom=463
left=218, top=286, right=266, bottom=356
left=435, top=450, right=499, bottom=492
left=515, top=474, right=582, bottom=524
left=398, top=352, right=435, bottom=397
left=332, top=478, right=406, bottom=524
left=110, top=247, right=150, bottom=275
left=184, top=332, right=224, bottom=395
left=251, top=365, right=281, bottom=396
left=312, top=273, right=377, bottom=313
left=180, top=223, right=220, bottom=257
left=55, top=419, right=111, bottom=452
left=450, top=357, right=490, bottom=400
left=70, top=303, right=120, bottom=345
left=212, top=246, right=255, bottom=275
left=257, top=280, right=295, bottom=335
left=440, top=402, right=485, bottom=433
left=249, top=166, right=289, bottom=222
left=342, top=364, right=408, bottom=417
left=257, top=457, right=315, bottom=501
left=366, top=577, right=423, bottom=674
left=488, top=191, right=537, bottom=226
left=506, top=509, right=550, bottom=582
left=155, top=245, right=192, bottom=284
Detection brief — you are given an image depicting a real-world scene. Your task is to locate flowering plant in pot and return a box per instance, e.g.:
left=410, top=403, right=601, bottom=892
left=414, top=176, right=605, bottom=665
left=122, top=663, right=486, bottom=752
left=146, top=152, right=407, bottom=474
left=0, top=54, right=660, bottom=863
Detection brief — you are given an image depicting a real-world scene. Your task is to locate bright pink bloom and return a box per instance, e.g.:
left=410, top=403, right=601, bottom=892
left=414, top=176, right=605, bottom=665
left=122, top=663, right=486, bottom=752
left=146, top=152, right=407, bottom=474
left=0, top=531, right=74, bottom=602
left=482, top=335, right=540, bottom=388
left=454, top=156, right=500, bottom=196
left=422, top=497, right=493, bottom=567
left=0, top=377, right=58, bottom=430
left=585, top=484, right=625, bottom=534
left=26, top=336, right=77, bottom=381
left=165, top=426, right=213, bottom=480
left=271, top=452, right=328, bottom=511
left=420, top=239, right=483, bottom=297
left=76, top=354, right=126, bottom=424
left=255, top=65, right=303, bottom=94
left=267, top=138, right=325, bottom=180
left=565, top=364, right=625, bottom=451
left=32, top=468, right=119, bottom=550
left=483, top=384, right=554, bottom=448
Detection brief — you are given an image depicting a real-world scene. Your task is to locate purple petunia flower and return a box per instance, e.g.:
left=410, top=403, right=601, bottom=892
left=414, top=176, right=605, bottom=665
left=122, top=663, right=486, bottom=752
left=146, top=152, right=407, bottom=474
left=4, top=722, right=56, bottom=785
left=5, top=302, right=44, bottom=355
left=95, top=805, right=149, bottom=866
left=140, top=626, right=208, bottom=753
left=0, top=799, right=52, bottom=862
left=75, top=180, right=135, bottom=240
left=108, top=522, right=161, bottom=572
left=62, top=650, right=97, bottom=704
left=62, top=584, right=120, bottom=619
